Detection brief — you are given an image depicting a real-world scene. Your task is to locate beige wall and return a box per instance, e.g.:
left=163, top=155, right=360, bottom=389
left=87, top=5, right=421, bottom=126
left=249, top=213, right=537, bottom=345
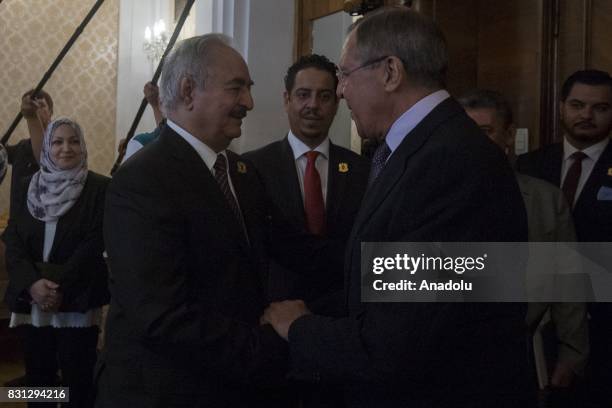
left=0, top=0, right=119, bottom=217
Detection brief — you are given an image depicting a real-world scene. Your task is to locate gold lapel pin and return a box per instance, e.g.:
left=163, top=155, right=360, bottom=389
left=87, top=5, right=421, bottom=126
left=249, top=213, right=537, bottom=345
left=338, top=162, right=349, bottom=173
left=237, top=161, right=247, bottom=174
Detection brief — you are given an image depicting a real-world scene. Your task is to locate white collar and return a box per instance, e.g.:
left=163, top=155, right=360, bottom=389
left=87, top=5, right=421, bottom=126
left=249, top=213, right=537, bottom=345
left=385, top=89, right=450, bottom=154
left=563, top=136, right=609, bottom=162
left=287, top=130, right=330, bottom=160
left=166, top=119, right=226, bottom=171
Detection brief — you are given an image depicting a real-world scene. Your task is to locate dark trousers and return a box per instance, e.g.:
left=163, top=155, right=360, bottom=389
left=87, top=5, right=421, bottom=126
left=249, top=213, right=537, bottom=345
left=19, top=325, right=99, bottom=408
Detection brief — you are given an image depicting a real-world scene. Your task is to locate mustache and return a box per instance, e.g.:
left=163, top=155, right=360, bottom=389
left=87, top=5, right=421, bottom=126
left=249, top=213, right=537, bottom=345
left=230, top=107, right=247, bottom=119
left=301, top=109, right=323, bottom=120
left=574, top=121, right=596, bottom=128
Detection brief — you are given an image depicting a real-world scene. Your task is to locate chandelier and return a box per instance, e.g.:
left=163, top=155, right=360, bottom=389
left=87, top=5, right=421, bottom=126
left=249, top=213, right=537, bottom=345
left=143, top=19, right=169, bottom=63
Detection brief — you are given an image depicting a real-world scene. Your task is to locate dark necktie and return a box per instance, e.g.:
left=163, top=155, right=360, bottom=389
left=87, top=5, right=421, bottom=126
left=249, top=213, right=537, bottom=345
left=304, top=151, right=326, bottom=236
left=562, top=151, right=588, bottom=207
left=368, top=142, right=391, bottom=186
left=213, top=154, right=247, bottom=236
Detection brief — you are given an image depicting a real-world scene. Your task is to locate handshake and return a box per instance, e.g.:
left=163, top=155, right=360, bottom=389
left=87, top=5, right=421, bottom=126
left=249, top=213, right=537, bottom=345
left=260, top=300, right=311, bottom=340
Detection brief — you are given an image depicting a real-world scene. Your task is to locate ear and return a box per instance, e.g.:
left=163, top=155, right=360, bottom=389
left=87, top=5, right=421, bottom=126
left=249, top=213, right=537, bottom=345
left=382, top=56, right=403, bottom=92
left=505, top=124, right=517, bottom=155
left=179, top=76, right=196, bottom=110
left=283, top=90, right=290, bottom=112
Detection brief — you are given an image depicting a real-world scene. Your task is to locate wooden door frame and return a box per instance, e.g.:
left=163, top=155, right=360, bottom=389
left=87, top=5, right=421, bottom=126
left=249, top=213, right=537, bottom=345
left=294, top=0, right=399, bottom=60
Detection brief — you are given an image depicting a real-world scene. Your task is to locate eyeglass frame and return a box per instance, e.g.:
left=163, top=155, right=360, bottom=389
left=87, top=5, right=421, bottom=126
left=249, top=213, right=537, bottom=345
left=336, top=55, right=390, bottom=82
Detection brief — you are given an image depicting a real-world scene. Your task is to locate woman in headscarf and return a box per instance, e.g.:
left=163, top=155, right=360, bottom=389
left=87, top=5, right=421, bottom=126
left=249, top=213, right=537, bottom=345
left=3, top=117, right=110, bottom=407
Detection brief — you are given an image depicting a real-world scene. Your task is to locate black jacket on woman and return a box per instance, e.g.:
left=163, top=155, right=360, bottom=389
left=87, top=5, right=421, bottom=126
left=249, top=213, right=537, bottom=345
left=3, top=171, right=110, bottom=314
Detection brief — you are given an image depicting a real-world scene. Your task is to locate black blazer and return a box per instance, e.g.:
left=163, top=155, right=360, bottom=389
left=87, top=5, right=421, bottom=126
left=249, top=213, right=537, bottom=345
left=245, top=138, right=369, bottom=241
left=516, top=141, right=612, bottom=242
left=245, top=138, right=369, bottom=305
left=3, top=171, right=110, bottom=313
left=97, top=127, right=301, bottom=408
left=287, top=98, right=530, bottom=408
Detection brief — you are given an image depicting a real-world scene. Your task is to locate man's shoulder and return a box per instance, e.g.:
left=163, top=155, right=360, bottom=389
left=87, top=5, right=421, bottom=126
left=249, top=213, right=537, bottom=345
left=243, top=139, right=285, bottom=163
left=516, top=172, right=562, bottom=199
left=86, top=170, right=111, bottom=189
left=517, top=143, right=562, bottom=167
left=111, top=133, right=174, bottom=191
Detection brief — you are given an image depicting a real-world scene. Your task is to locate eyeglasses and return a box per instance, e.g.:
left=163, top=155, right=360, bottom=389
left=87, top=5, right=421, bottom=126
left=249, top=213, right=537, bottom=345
left=336, top=55, right=389, bottom=81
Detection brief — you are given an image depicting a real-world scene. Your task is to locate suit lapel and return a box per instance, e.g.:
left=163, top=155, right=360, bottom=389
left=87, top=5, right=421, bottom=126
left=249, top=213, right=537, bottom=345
left=164, top=129, right=250, bottom=253
left=352, top=98, right=463, bottom=236
left=280, top=137, right=306, bottom=226
left=48, top=174, right=89, bottom=260
left=344, top=98, right=464, bottom=308
left=325, top=143, right=347, bottom=224
left=49, top=205, right=75, bottom=260
left=227, top=152, right=255, bottom=251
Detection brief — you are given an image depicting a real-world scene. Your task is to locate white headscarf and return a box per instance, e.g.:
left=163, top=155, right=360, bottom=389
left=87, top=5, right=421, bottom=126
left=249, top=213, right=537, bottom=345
left=27, top=117, right=88, bottom=222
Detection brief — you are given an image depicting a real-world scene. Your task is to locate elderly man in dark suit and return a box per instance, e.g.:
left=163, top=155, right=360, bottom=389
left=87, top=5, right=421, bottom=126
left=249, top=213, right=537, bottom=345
left=460, top=89, right=589, bottom=407
left=245, top=54, right=369, bottom=308
left=263, top=8, right=530, bottom=408
left=516, top=70, right=612, bottom=408
left=96, top=34, right=296, bottom=408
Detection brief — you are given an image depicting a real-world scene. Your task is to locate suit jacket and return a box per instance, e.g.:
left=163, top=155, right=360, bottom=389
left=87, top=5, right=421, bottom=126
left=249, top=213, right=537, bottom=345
left=96, top=127, right=303, bottom=408
left=516, top=141, right=612, bottom=242
left=3, top=171, right=110, bottom=313
left=244, top=138, right=369, bottom=304
left=287, top=98, right=531, bottom=408
left=518, top=174, right=589, bottom=374
left=516, top=140, right=612, bottom=401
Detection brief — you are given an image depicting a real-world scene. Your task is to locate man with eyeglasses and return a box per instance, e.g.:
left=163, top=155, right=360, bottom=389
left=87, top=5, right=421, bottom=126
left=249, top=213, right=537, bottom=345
left=262, top=7, right=531, bottom=408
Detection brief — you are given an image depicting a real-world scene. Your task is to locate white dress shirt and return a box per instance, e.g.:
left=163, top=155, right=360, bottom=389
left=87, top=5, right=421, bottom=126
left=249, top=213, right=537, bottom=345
left=287, top=131, right=330, bottom=207
left=561, top=137, right=609, bottom=205
left=167, top=119, right=240, bottom=201
left=384, top=89, right=450, bottom=160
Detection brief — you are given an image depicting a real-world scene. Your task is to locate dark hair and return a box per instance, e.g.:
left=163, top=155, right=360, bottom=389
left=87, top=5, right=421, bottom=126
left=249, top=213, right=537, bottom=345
left=23, top=89, right=54, bottom=113
left=561, top=70, right=612, bottom=101
left=284, top=54, right=338, bottom=93
left=458, top=89, right=513, bottom=128
left=351, top=7, right=448, bottom=89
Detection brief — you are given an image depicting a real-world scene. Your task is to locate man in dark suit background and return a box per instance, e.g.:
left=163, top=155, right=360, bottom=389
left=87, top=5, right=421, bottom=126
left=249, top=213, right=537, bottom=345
left=516, top=70, right=612, bottom=407
left=460, top=89, right=589, bottom=407
left=263, top=8, right=530, bottom=408
left=96, top=34, right=290, bottom=408
left=245, top=54, right=369, bottom=307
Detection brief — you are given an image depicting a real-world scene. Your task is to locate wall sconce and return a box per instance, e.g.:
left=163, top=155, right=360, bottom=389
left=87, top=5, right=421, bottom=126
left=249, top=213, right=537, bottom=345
left=143, top=19, right=169, bottom=63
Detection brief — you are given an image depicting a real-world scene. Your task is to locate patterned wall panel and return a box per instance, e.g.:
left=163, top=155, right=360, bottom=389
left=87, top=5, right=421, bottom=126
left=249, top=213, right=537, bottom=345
left=0, top=0, right=119, bottom=217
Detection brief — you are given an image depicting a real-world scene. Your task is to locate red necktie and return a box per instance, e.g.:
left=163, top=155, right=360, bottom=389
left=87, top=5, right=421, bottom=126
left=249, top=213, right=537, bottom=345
left=304, top=151, right=326, bottom=235
left=561, top=151, right=588, bottom=207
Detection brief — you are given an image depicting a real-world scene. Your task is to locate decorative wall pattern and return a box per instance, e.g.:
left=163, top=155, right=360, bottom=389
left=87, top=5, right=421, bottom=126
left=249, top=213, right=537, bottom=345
left=0, top=0, right=119, bottom=215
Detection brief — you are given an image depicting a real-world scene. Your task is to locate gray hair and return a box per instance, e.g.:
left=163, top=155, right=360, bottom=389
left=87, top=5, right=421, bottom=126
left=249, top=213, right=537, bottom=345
left=351, top=7, right=448, bottom=89
left=458, top=89, right=514, bottom=128
left=159, top=33, right=233, bottom=112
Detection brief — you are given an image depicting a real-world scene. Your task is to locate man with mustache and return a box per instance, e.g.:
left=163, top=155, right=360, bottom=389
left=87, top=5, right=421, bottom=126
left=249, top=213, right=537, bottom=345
left=246, top=54, right=369, bottom=407
left=246, top=55, right=369, bottom=308
left=97, top=34, right=296, bottom=407
left=517, top=69, right=612, bottom=407
left=263, top=8, right=530, bottom=408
